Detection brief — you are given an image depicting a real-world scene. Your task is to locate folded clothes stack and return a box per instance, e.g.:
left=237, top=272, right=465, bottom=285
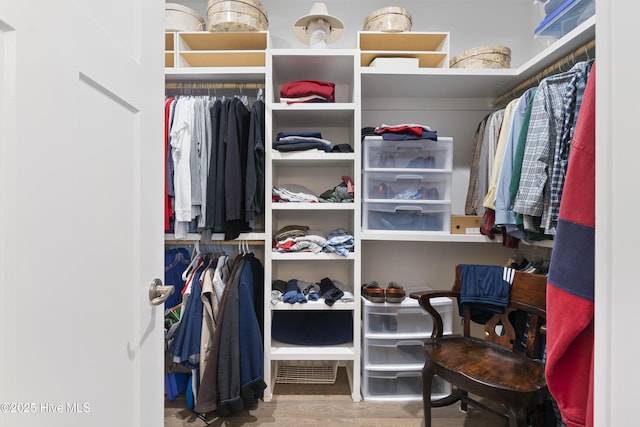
left=273, top=131, right=332, bottom=152
left=373, top=123, right=438, bottom=141
left=280, top=79, right=335, bottom=104
left=272, top=224, right=355, bottom=256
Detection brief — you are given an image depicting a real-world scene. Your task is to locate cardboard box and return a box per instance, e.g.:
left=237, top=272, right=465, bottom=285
left=451, top=215, right=482, bottom=234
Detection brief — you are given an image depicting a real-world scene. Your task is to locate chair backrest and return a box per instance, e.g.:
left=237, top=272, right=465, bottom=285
left=453, top=265, right=547, bottom=359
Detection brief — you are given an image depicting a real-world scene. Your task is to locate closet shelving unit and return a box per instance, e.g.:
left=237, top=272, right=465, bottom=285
left=263, top=48, right=362, bottom=402
left=358, top=31, right=450, bottom=69
left=359, top=16, right=594, bottom=243
left=163, top=4, right=594, bottom=403
left=164, top=30, right=270, bottom=245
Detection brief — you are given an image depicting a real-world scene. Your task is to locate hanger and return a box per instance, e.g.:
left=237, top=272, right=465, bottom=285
left=181, top=241, right=202, bottom=281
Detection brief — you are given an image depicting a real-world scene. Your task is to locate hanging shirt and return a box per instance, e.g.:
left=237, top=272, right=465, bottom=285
left=476, top=109, right=504, bottom=217
left=545, top=61, right=595, bottom=427
left=513, top=69, right=576, bottom=234
left=495, top=87, right=537, bottom=227
left=483, top=98, right=519, bottom=210
left=548, top=60, right=594, bottom=233
left=170, top=98, right=194, bottom=231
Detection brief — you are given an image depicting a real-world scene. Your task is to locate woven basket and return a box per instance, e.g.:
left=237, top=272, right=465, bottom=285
left=363, top=7, right=412, bottom=32
left=207, top=0, right=268, bottom=32
left=166, top=3, right=205, bottom=32
left=450, top=45, right=511, bottom=69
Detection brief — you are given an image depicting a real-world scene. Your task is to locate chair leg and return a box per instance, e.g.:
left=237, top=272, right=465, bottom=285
left=421, top=367, right=434, bottom=427
left=506, top=406, right=528, bottom=427
left=532, top=403, right=546, bottom=427
left=460, top=391, right=468, bottom=412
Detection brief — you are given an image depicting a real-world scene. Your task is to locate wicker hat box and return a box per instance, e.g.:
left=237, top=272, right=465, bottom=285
left=449, top=45, right=511, bottom=69
left=166, top=3, right=206, bottom=32
left=207, top=0, right=268, bottom=32
left=363, top=6, right=412, bottom=32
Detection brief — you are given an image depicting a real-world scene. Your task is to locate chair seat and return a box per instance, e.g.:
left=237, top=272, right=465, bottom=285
left=425, top=335, right=546, bottom=395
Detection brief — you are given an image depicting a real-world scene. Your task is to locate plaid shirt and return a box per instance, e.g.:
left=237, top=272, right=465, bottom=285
left=513, top=70, right=576, bottom=234
left=548, top=60, right=594, bottom=233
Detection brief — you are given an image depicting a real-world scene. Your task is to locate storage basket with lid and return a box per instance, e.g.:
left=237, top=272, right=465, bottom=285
left=207, top=0, right=268, bottom=32
left=166, top=3, right=206, bottom=32
left=363, top=6, right=412, bottom=32
left=449, top=45, right=511, bottom=69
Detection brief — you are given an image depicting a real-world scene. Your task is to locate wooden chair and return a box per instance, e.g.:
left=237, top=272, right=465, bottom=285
left=410, top=265, right=548, bottom=427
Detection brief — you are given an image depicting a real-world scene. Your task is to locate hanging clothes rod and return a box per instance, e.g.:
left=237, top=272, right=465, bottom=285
left=165, top=239, right=265, bottom=246
left=165, top=82, right=265, bottom=90
left=491, top=38, right=595, bottom=107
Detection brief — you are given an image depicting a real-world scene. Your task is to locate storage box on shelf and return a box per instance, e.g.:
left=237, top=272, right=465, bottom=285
left=363, top=369, right=451, bottom=401
left=535, top=0, right=595, bottom=41
left=451, top=215, right=483, bottom=235
left=363, top=137, right=453, bottom=170
left=364, top=172, right=452, bottom=202
left=358, top=31, right=450, bottom=69
left=361, top=296, right=452, bottom=401
left=362, top=136, right=453, bottom=234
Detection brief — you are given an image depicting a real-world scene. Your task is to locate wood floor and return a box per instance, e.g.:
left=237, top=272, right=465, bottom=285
left=164, top=369, right=507, bottom=427
left=165, top=394, right=508, bottom=427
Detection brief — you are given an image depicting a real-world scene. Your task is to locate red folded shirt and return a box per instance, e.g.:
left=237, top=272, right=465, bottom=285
left=280, top=79, right=335, bottom=102
left=374, top=125, right=424, bottom=136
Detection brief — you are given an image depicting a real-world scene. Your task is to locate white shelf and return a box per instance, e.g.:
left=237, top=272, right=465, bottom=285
left=360, top=231, right=498, bottom=243
left=164, top=232, right=266, bottom=242
left=358, top=31, right=450, bottom=69
left=271, top=300, right=356, bottom=311
left=165, top=67, right=266, bottom=82
left=360, top=16, right=595, bottom=99
left=271, top=151, right=355, bottom=162
left=272, top=202, right=355, bottom=211
left=270, top=340, right=356, bottom=360
left=270, top=102, right=356, bottom=112
left=271, top=252, right=356, bottom=261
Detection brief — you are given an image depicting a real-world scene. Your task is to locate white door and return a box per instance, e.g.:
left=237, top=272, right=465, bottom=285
left=0, top=1, right=164, bottom=426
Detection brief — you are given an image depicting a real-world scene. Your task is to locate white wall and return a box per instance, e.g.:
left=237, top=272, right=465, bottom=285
left=180, top=0, right=545, bottom=66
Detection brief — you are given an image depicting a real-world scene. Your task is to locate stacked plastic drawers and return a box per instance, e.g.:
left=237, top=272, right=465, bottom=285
left=362, top=136, right=453, bottom=233
left=361, top=296, right=453, bottom=401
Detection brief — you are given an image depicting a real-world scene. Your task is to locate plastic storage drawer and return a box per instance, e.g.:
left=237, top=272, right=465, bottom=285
left=363, top=202, right=451, bottom=232
left=364, top=171, right=451, bottom=202
left=362, top=369, right=451, bottom=401
left=362, top=297, right=452, bottom=337
left=363, top=136, right=453, bottom=171
left=534, top=0, right=594, bottom=40
left=364, top=337, right=426, bottom=367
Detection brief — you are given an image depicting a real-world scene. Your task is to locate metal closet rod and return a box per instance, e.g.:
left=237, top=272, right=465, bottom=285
left=491, top=38, right=596, bottom=107
left=165, top=239, right=264, bottom=245
left=165, top=82, right=265, bottom=90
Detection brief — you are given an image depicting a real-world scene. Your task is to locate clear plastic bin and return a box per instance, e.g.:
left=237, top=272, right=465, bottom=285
left=362, top=369, right=451, bottom=400
left=364, top=338, right=426, bottom=366
left=363, top=202, right=451, bottom=232
left=364, top=171, right=451, bottom=201
left=534, top=0, right=595, bottom=39
left=363, top=136, right=453, bottom=171
left=362, top=297, right=452, bottom=336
